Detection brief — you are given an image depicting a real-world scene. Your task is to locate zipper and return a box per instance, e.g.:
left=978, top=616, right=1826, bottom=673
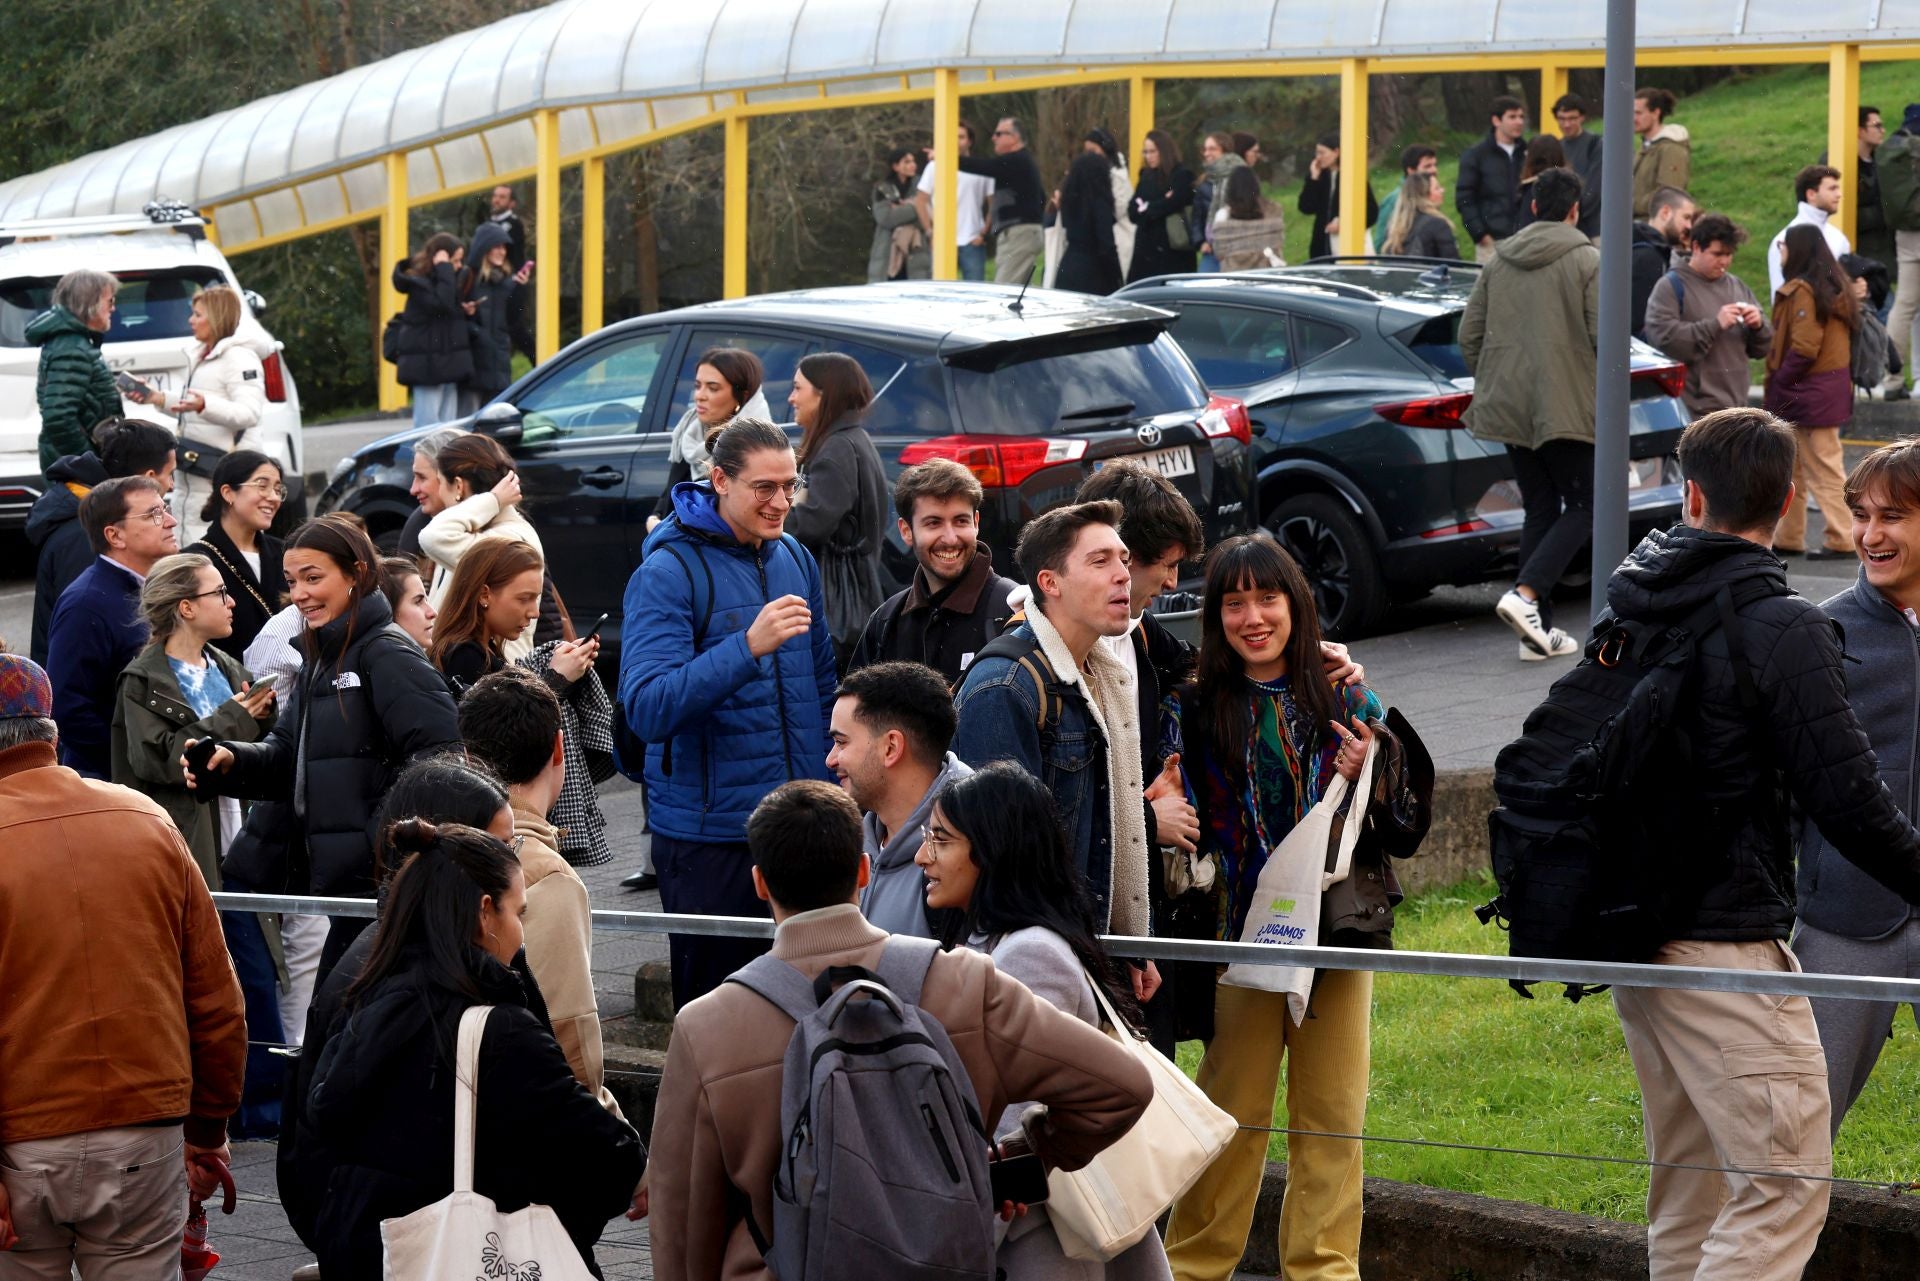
left=921, top=1103, right=961, bottom=1182
left=759, top=544, right=799, bottom=780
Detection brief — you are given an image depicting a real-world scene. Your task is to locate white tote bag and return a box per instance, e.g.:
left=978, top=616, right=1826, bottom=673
left=1220, top=735, right=1379, bottom=1023
left=380, top=1006, right=596, bottom=1281
left=1045, top=975, right=1238, bottom=1261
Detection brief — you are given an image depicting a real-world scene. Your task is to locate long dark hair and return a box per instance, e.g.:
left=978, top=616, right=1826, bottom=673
left=348, top=817, right=520, bottom=1006
left=934, top=761, right=1140, bottom=1027
left=1061, top=152, right=1113, bottom=220
left=1188, top=534, right=1343, bottom=780
left=429, top=538, right=545, bottom=670
left=406, top=231, right=463, bottom=277
left=199, top=448, right=281, bottom=525
left=1780, top=223, right=1857, bottom=325
left=372, top=754, right=509, bottom=884
left=795, top=352, right=873, bottom=465
left=1223, top=166, right=1266, bottom=221
left=1142, top=129, right=1180, bottom=179
left=1520, top=135, right=1566, bottom=183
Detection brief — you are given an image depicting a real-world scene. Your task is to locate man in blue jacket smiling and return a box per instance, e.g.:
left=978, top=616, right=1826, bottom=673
left=619, top=417, right=838, bottom=1008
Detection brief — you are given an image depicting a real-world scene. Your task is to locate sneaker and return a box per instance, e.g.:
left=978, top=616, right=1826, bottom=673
left=1495, top=589, right=1554, bottom=655
left=1519, top=629, right=1580, bottom=662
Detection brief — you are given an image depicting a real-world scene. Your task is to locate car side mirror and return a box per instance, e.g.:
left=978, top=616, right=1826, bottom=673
left=242, top=289, right=267, bottom=317
left=473, top=399, right=523, bottom=445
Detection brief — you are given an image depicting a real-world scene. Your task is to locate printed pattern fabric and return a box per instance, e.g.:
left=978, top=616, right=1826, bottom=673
left=1163, top=677, right=1380, bottom=941
left=169, top=654, right=236, bottom=718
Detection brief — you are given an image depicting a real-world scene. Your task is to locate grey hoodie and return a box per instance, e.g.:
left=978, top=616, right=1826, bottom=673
left=860, top=752, right=972, bottom=938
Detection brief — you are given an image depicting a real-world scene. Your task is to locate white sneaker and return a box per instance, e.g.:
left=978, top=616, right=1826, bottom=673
left=1496, top=589, right=1554, bottom=655
left=1518, top=629, right=1580, bottom=661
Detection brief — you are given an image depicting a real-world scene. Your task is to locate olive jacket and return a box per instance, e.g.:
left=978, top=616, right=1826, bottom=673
left=1459, top=219, right=1601, bottom=450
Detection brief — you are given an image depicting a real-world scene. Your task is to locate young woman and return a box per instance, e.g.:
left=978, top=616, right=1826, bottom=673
left=459, top=221, right=534, bottom=416
left=918, top=760, right=1172, bottom=1281
left=1380, top=171, right=1462, bottom=260
left=186, top=449, right=286, bottom=658
left=307, top=819, right=644, bottom=1279
left=391, top=231, right=474, bottom=428
left=378, top=554, right=437, bottom=649
left=182, top=514, right=462, bottom=976
left=1514, top=136, right=1568, bottom=231
left=1188, top=132, right=1240, bottom=273
left=1054, top=151, right=1125, bottom=296
left=420, top=432, right=558, bottom=656
left=868, top=146, right=930, bottom=283
left=1160, top=534, right=1382, bottom=1281
left=1208, top=166, right=1288, bottom=271
left=786, top=352, right=887, bottom=670
left=649, top=347, right=771, bottom=532
left=1128, top=130, right=1197, bottom=283
left=1768, top=223, right=1858, bottom=558
left=430, top=539, right=597, bottom=695
left=1085, top=127, right=1138, bottom=280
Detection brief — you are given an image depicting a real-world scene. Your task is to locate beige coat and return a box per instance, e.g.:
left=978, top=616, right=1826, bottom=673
left=647, top=904, right=1154, bottom=1281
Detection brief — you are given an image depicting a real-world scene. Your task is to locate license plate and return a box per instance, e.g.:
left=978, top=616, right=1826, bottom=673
left=1138, top=445, right=1195, bottom=479
left=132, top=371, right=171, bottom=394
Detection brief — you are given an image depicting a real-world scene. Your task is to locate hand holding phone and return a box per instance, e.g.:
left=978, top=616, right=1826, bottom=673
left=988, top=1151, right=1049, bottom=1207
left=114, top=371, right=155, bottom=402
left=584, top=612, right=610, bottom=643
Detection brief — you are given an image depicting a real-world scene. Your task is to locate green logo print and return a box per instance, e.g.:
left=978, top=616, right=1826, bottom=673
left=1270, top=897, right=1297, bottom=914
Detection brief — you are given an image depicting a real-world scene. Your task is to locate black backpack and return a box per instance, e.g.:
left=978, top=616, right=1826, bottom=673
left=1477, top=579, right=1786, bottom=999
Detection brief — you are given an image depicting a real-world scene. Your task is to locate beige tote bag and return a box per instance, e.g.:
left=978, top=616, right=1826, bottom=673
left=1045, top=975, right=1237, bottom=1261
left=379, top=1005, right=596, bottom=1280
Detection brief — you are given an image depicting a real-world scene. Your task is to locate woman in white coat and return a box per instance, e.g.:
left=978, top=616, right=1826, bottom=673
left=418, top=431, right=549, bottom=660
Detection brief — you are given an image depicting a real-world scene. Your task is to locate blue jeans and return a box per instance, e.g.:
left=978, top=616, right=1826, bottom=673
left=411, top=382, right=460, bottom=428
left=958, top=243, right=987, bottom=281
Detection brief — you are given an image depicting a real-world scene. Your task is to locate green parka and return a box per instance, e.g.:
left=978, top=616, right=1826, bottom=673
left=29, top=306, right=121, bottom=474
left=1458, top=219, right=1600, bottom=451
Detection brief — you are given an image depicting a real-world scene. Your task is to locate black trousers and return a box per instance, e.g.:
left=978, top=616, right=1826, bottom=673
left=1507, top=439, right=1596, bottom=629
left=653, top=833, right=774, bottom=1010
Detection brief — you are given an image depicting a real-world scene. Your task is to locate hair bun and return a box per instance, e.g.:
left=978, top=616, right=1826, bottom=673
left=387, top=816, right=442, bottom=854
left=90, top=419, right=125, bottom=450
left=703, top=421, right=727, bottom=454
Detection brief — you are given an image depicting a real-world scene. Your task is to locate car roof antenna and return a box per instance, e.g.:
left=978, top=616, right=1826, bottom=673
left=1007, top=272, right=1031, bottom=316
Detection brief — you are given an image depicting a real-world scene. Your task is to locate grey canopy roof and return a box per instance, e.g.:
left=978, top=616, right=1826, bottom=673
left=0, top=0, right=1910, bottom=249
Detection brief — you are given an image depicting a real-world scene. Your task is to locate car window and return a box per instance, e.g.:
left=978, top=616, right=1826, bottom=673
left=516, top=329, right=674, bottom=441
left=832, top=340, right=952, bottom=438
left=949, top=332, right=1203, bottom=436
left=1396, top=311, right=1470, bottom=380
left=0, top=267, right=226, bottom=347
left=1294, top=316, right=1354, bottom=367
left=1164, top=303, right=1293, bottom=389
left=666, top=329, right=817, bottom=427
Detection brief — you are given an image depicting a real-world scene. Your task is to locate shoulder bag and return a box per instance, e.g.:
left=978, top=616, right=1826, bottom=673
left=379, top=1006, right=595, bottom=1280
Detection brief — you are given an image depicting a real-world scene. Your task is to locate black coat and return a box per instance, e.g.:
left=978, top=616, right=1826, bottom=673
left=848, top=542, right=1017, bottom=686
left=391, top=260, right=475, bottom=389
left=25, top=450, right=106, bottom=665
left=1629, top=221, right=1678, bottom=339
left=1297, top=167, right=1377, bottom=261
left=189, top=521, right=285, bottom=660
left=1054, top=187, right=1122, bottom=296
left=307, top=947, right=642, bottom=1279
left=214, top=593, right=461, bottom=896
left=1603, top=526, right=1920, bottom=939
left=1127, top=167, right=1196, bottom=282
left=1455, top=131, right=1526, bottom=244
left=462, top=268, right=520, bottom=397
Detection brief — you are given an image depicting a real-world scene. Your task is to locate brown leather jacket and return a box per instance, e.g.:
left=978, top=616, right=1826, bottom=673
left=0, top=741, right=246, bottom=1145
left=647, top=904, right=1154, bottom=1281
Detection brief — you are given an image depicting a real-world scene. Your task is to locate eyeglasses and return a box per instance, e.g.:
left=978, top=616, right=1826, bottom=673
left=747, top=479, right=800, bottom=503
left=188, top=587, right=234, bottom=602
left=118, top=504, right=173, bottom=527
left=240, top=478, right=290, bottom=500
left=920, top=824, right=959, bottom=853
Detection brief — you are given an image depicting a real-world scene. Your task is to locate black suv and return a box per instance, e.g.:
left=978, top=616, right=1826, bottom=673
left=1119, top=260, right=1690, bottom=637
left=318, top=282, right=1253, bottom=666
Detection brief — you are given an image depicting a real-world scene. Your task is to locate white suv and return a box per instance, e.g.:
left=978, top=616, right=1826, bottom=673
left=0, top=205, right=303, bottom=530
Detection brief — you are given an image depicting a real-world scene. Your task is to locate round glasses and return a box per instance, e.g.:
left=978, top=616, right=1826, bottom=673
left=239, top=477, right=290, bottom=501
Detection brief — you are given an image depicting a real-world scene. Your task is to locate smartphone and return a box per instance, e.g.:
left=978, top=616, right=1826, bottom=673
left=114, top=371, right=154, bottom=400
left=988, top=1152, right=1050, bottom=1206
left=183, top=737, right=220, bottom=782
left=583, top=612, right=610, bottom=643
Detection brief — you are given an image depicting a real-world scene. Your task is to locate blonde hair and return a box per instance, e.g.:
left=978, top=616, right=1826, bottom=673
left=140, top=553, right=217, bottom=643
left=194, top=284, right=242, bottom=345
left=1382, top=172, right=1449, bottom=255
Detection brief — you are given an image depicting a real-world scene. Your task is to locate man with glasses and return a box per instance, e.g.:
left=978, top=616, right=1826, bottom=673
left=48, top=476, right=178, bottom=778
left=956, top=117, right=1046, bottom=285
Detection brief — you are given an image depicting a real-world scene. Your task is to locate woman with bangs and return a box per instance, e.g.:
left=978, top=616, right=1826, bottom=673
left=1160, top=532, right=1382, bottom=1281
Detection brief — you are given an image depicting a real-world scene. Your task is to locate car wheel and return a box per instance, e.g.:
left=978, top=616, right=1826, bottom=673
left=1265, top=493, right=1388, bottom=639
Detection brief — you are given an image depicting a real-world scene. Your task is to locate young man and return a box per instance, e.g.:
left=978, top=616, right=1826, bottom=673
left=1631, top=87, right=1692, bottom=217
left=1550, top=92, right=1604, bottom=240
left=828, top=661, right=970, bottom=939
left=47, top=475, right=179, bottom=778
left=1643, top=213, right=1773, bottom=417
left=848, top=458, right=1016, bottom=683
left=646, top=778, right=1154, bottom=1281
left=1793, top=439, right=1920, bottom=1135
left=1602, top=407, right=1920, bottom=1281
left=1768, top=165, right=1852, bottom=299
left=957, top=117, right=1046, bottom=285
left=487, top=184, right=535, bottom=361
left=1877, top=104, right=1920, bottom=390
left=1460, top=168, right=1598, bottom=663
left=914, top=121, right=995, bottom=282
left=458, top=667, right=621, bottom=1114
left=1456, top=96, right=1529, bottom=261
left=1370, top=145, right=1439, bottom=252
left=1629, top=185, right=1697, bottom=337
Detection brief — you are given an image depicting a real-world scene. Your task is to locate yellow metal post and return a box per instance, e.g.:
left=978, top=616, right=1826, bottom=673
left=724, top=111, right=750, bottom=299
left=1541, top=64, right=1569, bottom=133
left=534, top=109, right=562, bottom=362
left=1337, top=58, right=1369, bottom=256
left=582, top=155, right=605, bottom=335
left=1828, top=43, right=1861, bottom=247
left=932, top=68, right=959, bottom=281
left=379, top=151, right=408, bottom=413
left=1128, top=75, right=1154, bottom=187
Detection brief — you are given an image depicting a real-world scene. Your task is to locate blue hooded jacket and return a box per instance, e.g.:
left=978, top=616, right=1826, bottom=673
left=618, top=481, right=838, bottom=843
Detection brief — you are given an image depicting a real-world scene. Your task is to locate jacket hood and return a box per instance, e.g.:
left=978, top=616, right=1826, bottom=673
left=1630, top=221, right=1672, bottom=249
left=1606, top=524, right=1789, bottom=623
left=866, top=752, right=972, bottom=871
left=667, top=480, right=745, bottom=544
left=25, top=306, right=99, bottom=347
left=1495, top=219, right=1595, bottom=270
left=1648, top=123, right=1691, bottom=147
left=25, top=452, right=106, bottom=548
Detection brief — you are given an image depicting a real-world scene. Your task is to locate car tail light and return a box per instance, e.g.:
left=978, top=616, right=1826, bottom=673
left=1634, top=362, right=1687, bottom=399
left=899, top=434, right=1089, bottom=488
left=261, top=351, right=288, bottom=403
left=1375, top=392, right=1474, bottom=429
left=1419, top=518, right=1494, bottom=539
left=1198, top=394, right=1253, bottom=446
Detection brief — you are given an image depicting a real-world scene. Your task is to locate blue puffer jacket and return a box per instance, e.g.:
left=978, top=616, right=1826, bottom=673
left=619, top=482, right=838, bottom=843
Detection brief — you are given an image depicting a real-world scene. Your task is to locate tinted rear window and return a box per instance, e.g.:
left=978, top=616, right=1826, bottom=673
left=949, top=332, right=1203, bottom=435
left=1395, top=310, right=1469, bottom=380
left=0, top=267, right=227, bottom=347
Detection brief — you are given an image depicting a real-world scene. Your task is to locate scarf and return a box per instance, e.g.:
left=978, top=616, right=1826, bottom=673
left=1203, top=153, right=1246, bottom=189
left=666, top=388, right=773, bottom=472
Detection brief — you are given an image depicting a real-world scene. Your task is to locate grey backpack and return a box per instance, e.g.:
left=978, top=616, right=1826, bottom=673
left=728, top=937, right=997, bottom=1280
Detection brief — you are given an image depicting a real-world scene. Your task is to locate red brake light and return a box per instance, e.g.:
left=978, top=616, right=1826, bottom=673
left=1419, top=519, right=1494, bottom=539
left=898, top=434, right=1089, bottom=488
left=1375, top=392, right=1473, bottom=429
left=261, top=351, right=288, bottom=403
left=1199, top=394, right=1253, bottom=446
left=1634, top=362, right=1687, bottom=399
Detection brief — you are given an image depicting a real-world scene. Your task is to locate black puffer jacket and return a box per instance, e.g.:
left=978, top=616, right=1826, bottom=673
left=215, top=593, right=460, bottom=896
left=461, top=222, right=520, bottom=398
left=391, top=259, right=475, bottom=389
left=1604, top=525, right=1920, bottom=939
left=26, top=450, right=107, bottom=664
left=1629, top=221, right=1677, bottom=339
left=307, top=946, right=642, bottom=1279
left=1455, top=130, right=1525, bottom=244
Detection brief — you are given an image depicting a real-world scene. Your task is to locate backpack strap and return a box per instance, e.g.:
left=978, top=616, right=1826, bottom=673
left=655, top=540, right=716, bottom=650
left=872, top=936, right=941, bottom=1006
left=1665, top=269, right=1686, bottom=315
left=725, top=954, right=819, bottom=1024
left=973, top=629, right=1069, bottom=743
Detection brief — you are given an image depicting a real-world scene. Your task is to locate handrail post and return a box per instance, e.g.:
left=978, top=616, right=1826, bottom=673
left=1337, top=58, right=1370, bottom=255
left=378, top=150, right=408, bottom=414
left=582, top=155, right=605, bottom=334
left=534, top=108, right=562, bottom=362
left=1828, top=43, right=1861, bottom=248
left=723, top=111, right=749, bottom=299
left=932, top=68, right=960, bottom=281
